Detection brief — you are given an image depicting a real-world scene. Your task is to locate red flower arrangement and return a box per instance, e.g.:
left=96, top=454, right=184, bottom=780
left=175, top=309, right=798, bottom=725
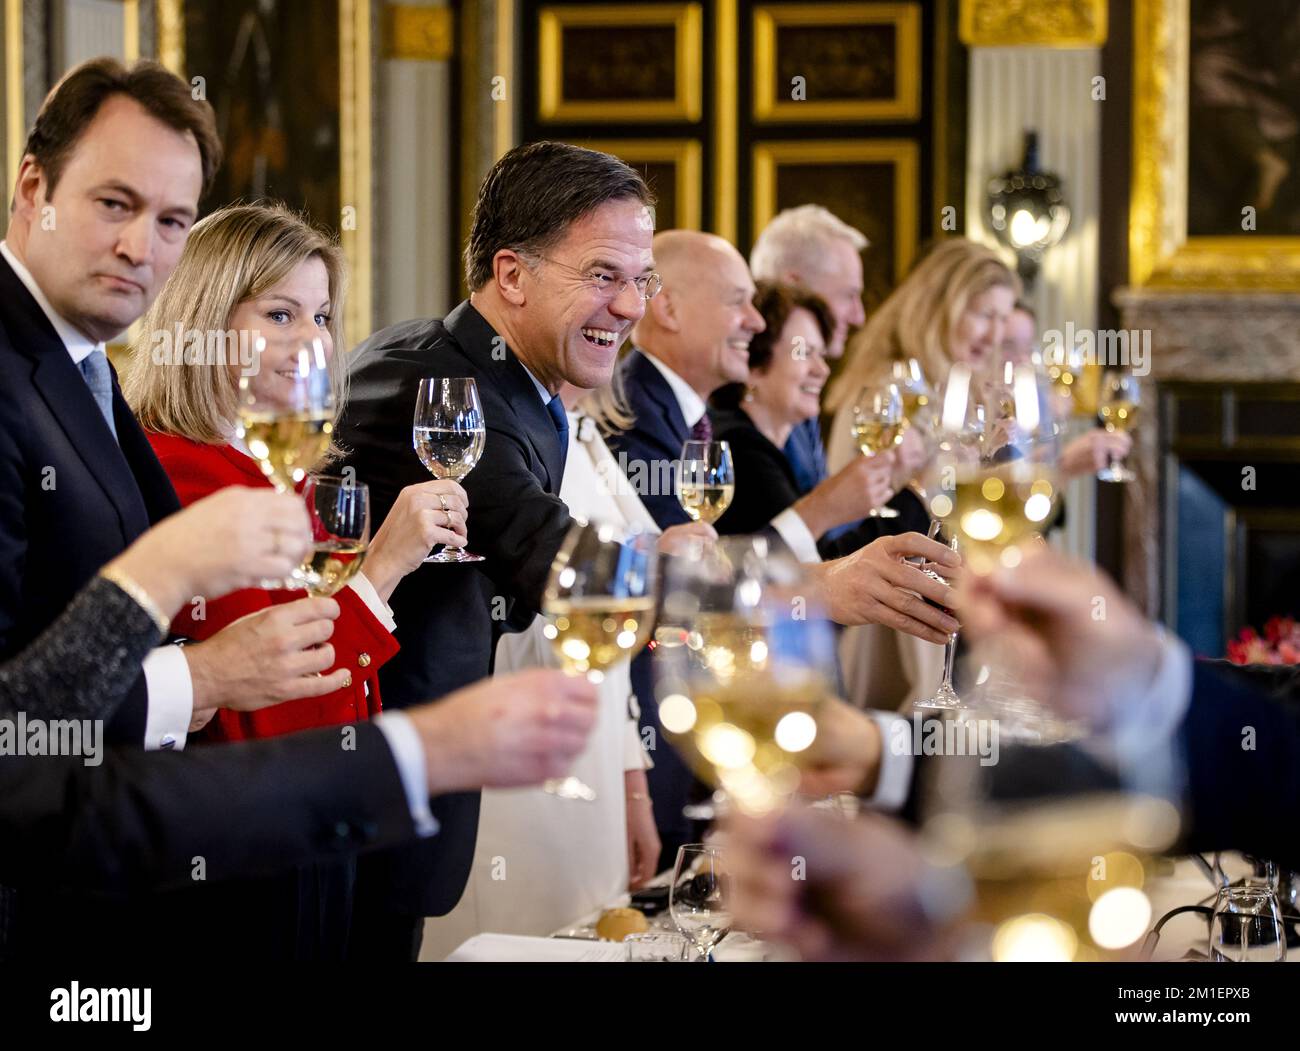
left=1227, top=616, right=1300, bottom=665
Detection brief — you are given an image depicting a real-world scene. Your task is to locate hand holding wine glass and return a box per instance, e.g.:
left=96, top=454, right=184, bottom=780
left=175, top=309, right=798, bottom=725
left=412, top=377, right=486, bottom=563
left=1096, top=371, right=1140, bottom=483
left=851, top=382, right=905, bottom=518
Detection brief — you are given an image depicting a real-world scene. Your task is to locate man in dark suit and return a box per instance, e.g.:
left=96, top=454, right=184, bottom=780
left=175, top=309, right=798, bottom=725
left=338, top=144, right=961, bottom=956
left=0, top=58, right=351, bottom=952
left=0, top=667, right=599, bottom=961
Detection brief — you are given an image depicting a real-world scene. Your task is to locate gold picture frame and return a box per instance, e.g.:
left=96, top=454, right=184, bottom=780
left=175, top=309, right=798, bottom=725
left=752, top=139, right=919, bottom=286
left=155, top=0, right=375, bottom=341
left=538, top=3, right=703, bottom=122
left=753, top=3, right=921, bottom=123
left=572, top=139, right=702, bottom=230
left=1130, top=0, right=1300, bottom=289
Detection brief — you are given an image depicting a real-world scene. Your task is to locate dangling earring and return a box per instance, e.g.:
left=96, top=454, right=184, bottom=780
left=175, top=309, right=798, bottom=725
left=743, top=386, right=756, bottom=403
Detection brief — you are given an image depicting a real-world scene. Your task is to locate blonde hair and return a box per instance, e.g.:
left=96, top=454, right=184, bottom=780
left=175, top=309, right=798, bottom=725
left=124, top=201, right=348, bottom=444
left=824, top=238, right=1019, bottom=415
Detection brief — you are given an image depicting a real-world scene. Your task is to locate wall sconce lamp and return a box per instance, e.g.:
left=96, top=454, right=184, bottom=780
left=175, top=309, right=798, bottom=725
left=987, top=131, right=1071, bottom=290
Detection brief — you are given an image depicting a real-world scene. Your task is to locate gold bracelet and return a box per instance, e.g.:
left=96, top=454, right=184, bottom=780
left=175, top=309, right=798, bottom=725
left=626, top=792, right=649, bottom=803
left=99, top=565, right=171, bottom=636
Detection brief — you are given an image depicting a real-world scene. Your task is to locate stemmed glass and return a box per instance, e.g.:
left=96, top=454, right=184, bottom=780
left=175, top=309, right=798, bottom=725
left=913, top=531, right=964, bottom=712
left=236, top=337, right=335, bottom=492
left=676, top=440, right=735, bottom=525
left=851, top=382, right=904, bottom=518
left=892, top=358, right=936, bottom=431
left=298, top=477, right=370, bottom=596
left=670, top=844, right=732, bottom=962
left=1096, top=371, right=1140, bottom=483
left=928, top=361, right=1061, bottom=575
left=412, top=377, right=485, bottom=562
left=540, top=519, right=659, bottom=801
left=1210, top=886, right=1287, bottom=962
left=654, top=535, right=839, bottom=818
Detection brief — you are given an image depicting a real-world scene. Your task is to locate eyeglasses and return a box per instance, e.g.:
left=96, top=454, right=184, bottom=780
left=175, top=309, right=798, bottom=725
left=533, top=255, right=663, bottom=301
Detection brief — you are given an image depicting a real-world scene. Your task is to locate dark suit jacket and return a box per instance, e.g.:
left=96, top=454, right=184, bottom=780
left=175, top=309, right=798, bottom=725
left=0, top=724, right=415, bottom=962
left=708, top=406, right=927, bottom=558
left=0, top=255, right=180, bottom=744
left=604, top=348, right=694, bottom=530
left=336, top=299, right=572, bottom=916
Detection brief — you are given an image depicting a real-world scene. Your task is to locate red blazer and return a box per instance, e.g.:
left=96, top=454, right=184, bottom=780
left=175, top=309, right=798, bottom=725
left=147, top=432, right=399, bottom=741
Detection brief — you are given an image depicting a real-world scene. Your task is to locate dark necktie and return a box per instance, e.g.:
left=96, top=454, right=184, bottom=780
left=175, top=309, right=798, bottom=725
left=546, top=394, right=569, bottom=491
left=690, top=412, right=712, bottom=444
left=78, top=350, right=118, bottom=443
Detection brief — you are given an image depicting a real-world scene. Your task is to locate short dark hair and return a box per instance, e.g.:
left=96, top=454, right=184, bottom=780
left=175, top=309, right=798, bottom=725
left=464, top=141, right=654, bottom=291
left=23, top=57, right=221, bottom=200
left=713, top=281, right=834, bottom=410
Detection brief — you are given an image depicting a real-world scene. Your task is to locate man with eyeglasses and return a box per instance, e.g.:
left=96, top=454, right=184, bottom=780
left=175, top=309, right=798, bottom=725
left=337, top=142, right=959, bottom=959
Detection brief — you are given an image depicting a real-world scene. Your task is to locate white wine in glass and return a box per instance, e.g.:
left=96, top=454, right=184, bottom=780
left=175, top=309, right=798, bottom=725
left=1096, top=372, right=1140, bottom=483
left=236, top=337, right=335, bottom=493
left=851, top=382, right=904, bottom=518
left=676, top=440, right=734, bottom=525
left=298, top=477, right=370, bottom=597
left=540, top=520, right=660, bottom=801
left=412, top=376, right=486, bottom=563
left=892, top=358, right=935, bottom=428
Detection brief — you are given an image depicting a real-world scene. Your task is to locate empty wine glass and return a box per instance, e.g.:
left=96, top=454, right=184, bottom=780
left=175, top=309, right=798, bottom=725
left=676, top=440, right=735, bottom=525
left=412, top=377, right=485, bottom=562
left=1210, top=886, right=1287, bottom=962
left=670, top=844, right=732, bottom=962
left=540, top=519, right=659, bottom=801
left=914, top=532, right=964, bottom=712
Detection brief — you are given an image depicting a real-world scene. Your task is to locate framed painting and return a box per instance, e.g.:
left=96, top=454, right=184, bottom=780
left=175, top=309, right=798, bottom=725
left=571, top=138, right=702, bottom=230
left=154, top=0, right=375, bottom=340
left=1131, top=0, right=1300, bottom=289
left=537, top=3, right=703, bottom=122
left=752, top=139, right=919, bottom=309
left=753, top=2, right=921, bottom=123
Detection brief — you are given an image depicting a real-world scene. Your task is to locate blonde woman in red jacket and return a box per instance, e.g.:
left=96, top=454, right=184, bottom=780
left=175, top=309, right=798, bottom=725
left=121, top=202, right=467, bottom=957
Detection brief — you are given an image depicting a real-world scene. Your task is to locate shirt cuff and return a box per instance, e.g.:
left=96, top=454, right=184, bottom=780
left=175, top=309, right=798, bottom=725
left=374, top=711, right=439, bottom=837
left=143, top=645, right=194, bottom=752
left=623, top=717, right=650, bottom=771
left=771, top=508, right=822, bottom=564
left=347, top=572, right=397, bottom=633
left=862, top=712, right=916, bottom=812
left=1080, top=632, right=1193, bottom=796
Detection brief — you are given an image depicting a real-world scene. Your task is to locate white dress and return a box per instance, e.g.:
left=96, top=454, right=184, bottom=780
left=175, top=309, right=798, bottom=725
left=420, top=411, right=659, bottom=959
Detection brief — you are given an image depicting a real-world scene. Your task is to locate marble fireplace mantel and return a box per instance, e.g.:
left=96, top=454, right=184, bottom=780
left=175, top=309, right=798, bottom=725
left=1113, top=288, right=1300, bottom=619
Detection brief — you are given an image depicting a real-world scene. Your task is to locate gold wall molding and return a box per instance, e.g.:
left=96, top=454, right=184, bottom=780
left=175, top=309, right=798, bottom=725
left=753, top=2, right=920, bottom=123
left=538, top=3, right=702, bottom=122
left=4, top=0, right=23, bottom=208
left=573, top=138, right=702, bottom=230
left=1130, top=0, right=1300, bottom=289
left=384, top=4, right=453, bottom=61
left=713, top=0, right=737, bottom=240
left=157, top=0, right=185, bottom=73
left=958, top=0, right=1106, bottom=48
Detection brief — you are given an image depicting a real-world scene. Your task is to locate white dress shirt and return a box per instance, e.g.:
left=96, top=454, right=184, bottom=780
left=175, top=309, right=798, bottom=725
left=640, top=351, right=822, bottom=561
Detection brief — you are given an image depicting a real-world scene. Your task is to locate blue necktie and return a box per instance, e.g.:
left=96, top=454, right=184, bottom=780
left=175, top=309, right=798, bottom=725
left=78, top=350, right=118, bottom=442
left=546, top=394, right=569, bottom=490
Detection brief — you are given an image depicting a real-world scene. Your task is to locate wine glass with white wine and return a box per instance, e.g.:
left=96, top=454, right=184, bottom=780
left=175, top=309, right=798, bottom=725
left=892, top=358, right=936, bottom=431
left=851, top=381, right=905, bottom=518
left=412, top=377, right=486, bottom=563
left=654, top=536, right=839, bottom=818
left=540, top=519, right=659, bottom=801
left=676, top=440, right=734, bottom=525
left=237, top=337, right=335, bottom=493
left=298, top=477, right=370, bottom=596
left=1096, top=371, right=1140, bottom=483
